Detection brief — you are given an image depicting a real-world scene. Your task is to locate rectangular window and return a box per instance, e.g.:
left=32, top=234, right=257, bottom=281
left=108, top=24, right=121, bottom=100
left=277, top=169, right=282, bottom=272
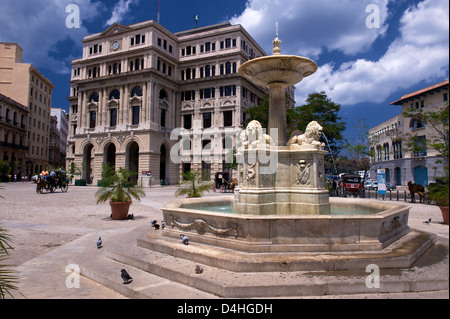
left=183, top=114, right=192, bottom=129
left=132, top=106, right=140, bottom=125
left=89, top=111, right=96, bottom=129
left=203, top=112, right=212, bottom=128
left=160, top=109, right=166, bottom=127
left=110, top=109, right=117, bottom=127
left=223, top=111, right=233, bottom=127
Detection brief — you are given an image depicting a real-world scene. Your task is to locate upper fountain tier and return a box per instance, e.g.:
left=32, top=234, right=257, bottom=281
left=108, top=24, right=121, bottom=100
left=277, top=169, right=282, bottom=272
left=238, top=37, right=318, bottom=88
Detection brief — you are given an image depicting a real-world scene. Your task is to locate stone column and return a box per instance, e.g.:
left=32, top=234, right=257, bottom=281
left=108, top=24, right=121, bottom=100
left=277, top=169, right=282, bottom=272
left=268, top=83, right=287, bottom=146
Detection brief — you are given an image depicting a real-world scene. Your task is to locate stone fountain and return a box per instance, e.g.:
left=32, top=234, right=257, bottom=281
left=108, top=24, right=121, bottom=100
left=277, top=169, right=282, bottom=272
left=76, top=32, right=443, bottom=299
left=159, top=36, right=418, bottom=256
left=234, top=36, right=328, bottom=216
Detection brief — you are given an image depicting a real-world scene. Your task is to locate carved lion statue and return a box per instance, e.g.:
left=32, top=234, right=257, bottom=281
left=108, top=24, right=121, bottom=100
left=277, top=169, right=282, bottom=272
left=287, top=121, right=325, bottom=148
left=242, top=120, right=274, bottom=149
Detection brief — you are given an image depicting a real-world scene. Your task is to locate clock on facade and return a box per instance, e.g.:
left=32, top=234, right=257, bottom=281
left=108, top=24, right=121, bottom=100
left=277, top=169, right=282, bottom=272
left=112, top=41, right=120, bottom=51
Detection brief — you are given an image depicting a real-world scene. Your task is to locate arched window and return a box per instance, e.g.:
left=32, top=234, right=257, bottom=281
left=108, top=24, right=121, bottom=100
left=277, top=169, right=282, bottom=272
left=89, top=92, right=99, bottom=102
left=159, top=89, right=168, bottom=100
left=205, top=65, right=211, bottom=77
left=131, top=86, right=143, bottom=97
left=410, top=115, right=425, bottom=129
left=110, top=89, right=120, bottom=100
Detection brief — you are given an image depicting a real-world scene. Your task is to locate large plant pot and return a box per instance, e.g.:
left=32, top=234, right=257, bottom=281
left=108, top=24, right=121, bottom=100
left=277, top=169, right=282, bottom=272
left=439, top=206, right=449, bottom=225
left=110, top=201, right=132, bottom=220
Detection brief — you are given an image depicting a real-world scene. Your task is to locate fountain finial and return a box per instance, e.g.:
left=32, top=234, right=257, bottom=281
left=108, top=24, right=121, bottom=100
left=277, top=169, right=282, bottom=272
left=272, top=37, right=282, bottom=55
left=273, top=22, right=282, bottom=55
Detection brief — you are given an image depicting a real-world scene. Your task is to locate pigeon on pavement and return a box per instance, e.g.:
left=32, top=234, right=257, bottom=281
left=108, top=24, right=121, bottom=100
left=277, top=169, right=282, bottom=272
left=121, top=269, right=133, bottom=284
left=180, top=234, right=189, bottom=245
left=195, top=264, right=204, bottom=274
left=97, top=237, right=102, bottom=249
left=423, top=218, right=432, bottom=224
left=151, top=220, right=160, bottom=230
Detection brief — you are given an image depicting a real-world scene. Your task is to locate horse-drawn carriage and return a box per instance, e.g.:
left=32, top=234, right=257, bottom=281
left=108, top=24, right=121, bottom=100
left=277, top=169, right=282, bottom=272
left=212, top=172, right=238, bottom=193
left=340, top=173, right=364, bottom=197
left=36, top=169, right=69, bottom=194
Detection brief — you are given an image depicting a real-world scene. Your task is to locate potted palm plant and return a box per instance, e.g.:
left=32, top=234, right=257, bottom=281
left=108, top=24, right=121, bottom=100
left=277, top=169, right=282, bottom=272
left=95, top=164, right=145, bottom=220
left=428, top=170, right=449, bottom=225
left=175, top=170, right=213, bottom=198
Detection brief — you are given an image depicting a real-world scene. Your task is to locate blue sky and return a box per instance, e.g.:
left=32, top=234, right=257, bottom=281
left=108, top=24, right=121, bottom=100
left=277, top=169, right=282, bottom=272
left=1, top=0, right=448, bottom=144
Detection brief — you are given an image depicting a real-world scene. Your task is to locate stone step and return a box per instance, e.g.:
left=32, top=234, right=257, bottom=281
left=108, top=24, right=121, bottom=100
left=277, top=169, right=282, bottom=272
left=103, top=228, right=448, bottom=298
left=138, top=228, right=437, bottom=272
left=79, top=253, right=218, bottom=299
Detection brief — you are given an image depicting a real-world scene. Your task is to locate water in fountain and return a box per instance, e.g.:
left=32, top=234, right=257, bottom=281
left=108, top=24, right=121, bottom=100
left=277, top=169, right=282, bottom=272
left=322, top=132, right=337, bottom=175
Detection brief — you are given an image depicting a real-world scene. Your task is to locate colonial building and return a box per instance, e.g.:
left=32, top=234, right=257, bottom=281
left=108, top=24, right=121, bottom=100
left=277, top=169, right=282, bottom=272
left=0, top=42, right=55, bottom=177
left=66, top=20, right=270, bottom=185
left=369, top=80, right=449, bottom=186
left=0, top=93, right=29, bottom=179
left=50, top=108, right=69, bottom=168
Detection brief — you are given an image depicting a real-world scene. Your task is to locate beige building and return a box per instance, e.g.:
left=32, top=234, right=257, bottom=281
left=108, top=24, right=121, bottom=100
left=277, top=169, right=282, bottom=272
left=0, top=93, right=29, bottom=179
left=67, top=20, right=271, bottom=185
left=369, top=80, right=449, bottom=186
left=0, top=42, right=55, bottom=176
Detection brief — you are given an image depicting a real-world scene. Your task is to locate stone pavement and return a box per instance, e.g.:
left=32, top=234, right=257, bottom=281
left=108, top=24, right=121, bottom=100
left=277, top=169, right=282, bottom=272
left=0, top=182, right=448, bottom=299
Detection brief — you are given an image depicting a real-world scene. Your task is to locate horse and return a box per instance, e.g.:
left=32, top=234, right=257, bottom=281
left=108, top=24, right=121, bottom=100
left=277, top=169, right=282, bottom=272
left=408, top=181, right=425, bottom=203
left=229, top=178, right=238, bottom=192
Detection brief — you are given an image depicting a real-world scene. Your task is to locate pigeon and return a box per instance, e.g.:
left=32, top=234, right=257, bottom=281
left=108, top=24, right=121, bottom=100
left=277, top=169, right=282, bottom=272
left=151, top=220, right=160, bottom=230
left=127, top=213, right=134, bottom=220
left=121, top=269, right=133, bottom=284
left=161, top=221, right=165, bottom=230
left=423, top=218, right=432, bottom=224
left=97, top=237, right=103, bottom=249
left=180, top=234, right=189, bottom=245
left=195, top=264, right=204, bottom=274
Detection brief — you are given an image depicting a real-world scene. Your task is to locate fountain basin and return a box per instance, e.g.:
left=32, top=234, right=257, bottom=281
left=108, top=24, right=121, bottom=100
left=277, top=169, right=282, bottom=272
left=238, top=55, right=318, bottom=88
left=161, top=196, right=410, bottom=253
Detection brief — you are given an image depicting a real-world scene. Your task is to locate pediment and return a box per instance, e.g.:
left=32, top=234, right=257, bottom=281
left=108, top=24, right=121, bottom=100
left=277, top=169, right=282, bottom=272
left=101, top=23, right=131, bottom=37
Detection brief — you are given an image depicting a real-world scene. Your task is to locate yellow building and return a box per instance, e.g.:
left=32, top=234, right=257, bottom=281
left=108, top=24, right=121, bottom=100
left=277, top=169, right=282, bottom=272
left=0, top=42, right=55, bottom=176
left=369, top=80, right=449, bottom=186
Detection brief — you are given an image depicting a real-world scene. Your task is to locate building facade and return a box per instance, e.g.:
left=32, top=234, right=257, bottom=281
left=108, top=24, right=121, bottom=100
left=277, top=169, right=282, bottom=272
left=66, top=20, right=270, bottom=185
left=0, top=93, right=29, bottom=179
left=369, top=80, right=449, bottom=186
left=50, top=108, right=69, bottom=168
left=0, top=42, right=55, bottom=177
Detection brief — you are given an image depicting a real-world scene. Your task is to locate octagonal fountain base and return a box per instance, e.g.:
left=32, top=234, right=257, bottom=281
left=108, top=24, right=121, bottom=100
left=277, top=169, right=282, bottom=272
left=161, top=196, right=411, bottom=253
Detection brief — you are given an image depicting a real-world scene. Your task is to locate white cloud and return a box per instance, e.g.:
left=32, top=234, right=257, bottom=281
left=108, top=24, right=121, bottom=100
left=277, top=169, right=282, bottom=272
left=0, top=0, right=103, bottom=74
left=230, top=0, right=389, bottom=58
left=231, top=0, right=449, bottom=107
left=105, top=0, right=139, bottom=27
left=294, top=0, right=449, bottom=106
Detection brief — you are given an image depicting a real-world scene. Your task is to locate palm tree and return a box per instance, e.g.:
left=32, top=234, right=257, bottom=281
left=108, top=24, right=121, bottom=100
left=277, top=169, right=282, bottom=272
left=175, top=170, right=213, bottom=198
left=0, top=224, right=18, bottom=299
left=95, top=166, right=145, bottom=204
